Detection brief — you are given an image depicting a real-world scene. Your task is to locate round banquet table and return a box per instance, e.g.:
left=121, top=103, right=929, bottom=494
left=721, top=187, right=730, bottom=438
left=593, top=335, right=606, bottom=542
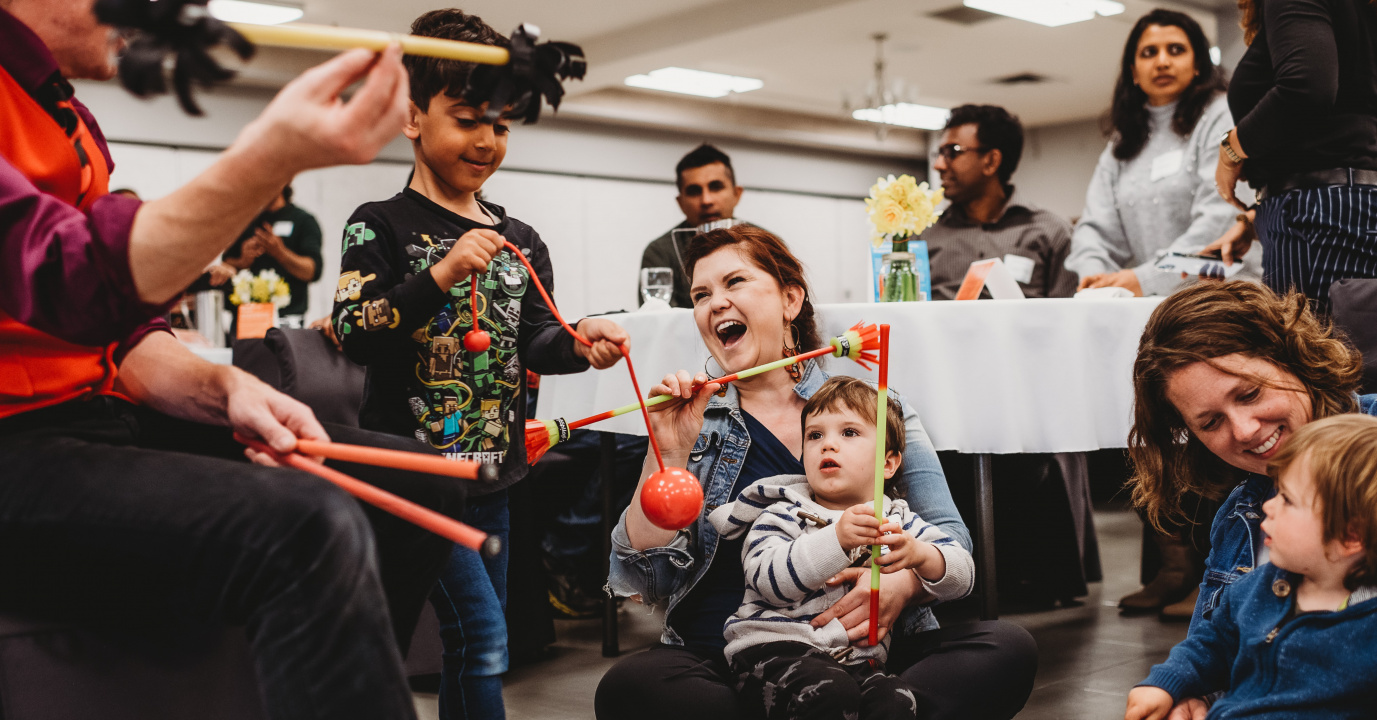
left=541, top=297, right=1166, bottom=617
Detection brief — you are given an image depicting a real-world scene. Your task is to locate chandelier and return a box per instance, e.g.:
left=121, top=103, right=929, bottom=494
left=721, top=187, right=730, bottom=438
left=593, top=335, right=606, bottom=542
left=844, top=33, right=949, bottom=137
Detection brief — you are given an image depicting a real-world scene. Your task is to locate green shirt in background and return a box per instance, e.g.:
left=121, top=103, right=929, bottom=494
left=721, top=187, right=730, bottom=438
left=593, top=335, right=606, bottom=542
left=225, top=202, right=324, bottom=316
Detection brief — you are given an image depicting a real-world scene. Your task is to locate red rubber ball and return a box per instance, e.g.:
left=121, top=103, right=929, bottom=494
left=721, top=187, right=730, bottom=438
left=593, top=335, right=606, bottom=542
left=640, top=466, right=703, bottom=530
left=463, top=330, right=491, bottom=353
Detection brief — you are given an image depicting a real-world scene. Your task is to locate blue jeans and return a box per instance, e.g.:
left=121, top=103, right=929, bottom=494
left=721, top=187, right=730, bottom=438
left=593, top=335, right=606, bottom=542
left=431, top=488, right=510, bottom=720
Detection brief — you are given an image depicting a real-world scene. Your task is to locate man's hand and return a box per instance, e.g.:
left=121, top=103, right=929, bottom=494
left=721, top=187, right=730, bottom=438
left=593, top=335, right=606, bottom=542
left=253, top=224, right=287, bottom=259
left=237, top=45, right=411, bottom=175
left=432, top=229, right=505, bottom=290
left=114, top=333, right=328, bottom=465
left=836, top=504, right=881, bottom=551
left=1125, top=687, right=1175, bottom=720
left=573, top=318, right=629, bottom=369
left=128, top=45, right=411, bottom=306
left=224, top=369, right=331, bottom=465
left=207, top=262, right=237, bottom=287
left=1200, top=211, right=1256, bottom=267
left=809, top=565, right=922, bottom=645
left=1077, top=269, right=1143, bottom=296
left=240, top=237, right=268, bottom=264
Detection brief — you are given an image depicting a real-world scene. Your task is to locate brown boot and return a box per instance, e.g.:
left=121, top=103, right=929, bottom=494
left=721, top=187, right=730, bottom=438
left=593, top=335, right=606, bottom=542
left=1160, top=586, right=1200, bottom=622
left=1119, top=529, right=1199, bottom=614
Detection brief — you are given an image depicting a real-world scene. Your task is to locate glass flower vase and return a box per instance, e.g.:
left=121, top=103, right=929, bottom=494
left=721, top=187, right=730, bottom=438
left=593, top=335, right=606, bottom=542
left=880, top=238, right=920, bottom=302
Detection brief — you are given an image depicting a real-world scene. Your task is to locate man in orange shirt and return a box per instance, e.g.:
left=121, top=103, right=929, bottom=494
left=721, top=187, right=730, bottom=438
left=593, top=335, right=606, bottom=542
left=0, top=2, right=466, bottom=717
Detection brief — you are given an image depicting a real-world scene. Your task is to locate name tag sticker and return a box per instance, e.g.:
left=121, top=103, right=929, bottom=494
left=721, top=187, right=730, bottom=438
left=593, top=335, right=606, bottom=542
left=1002, top=254, right=1035, bottom=284
left=1150, top=150, right=1183, bottom=182
left=272, top=220, right=295, bottom=237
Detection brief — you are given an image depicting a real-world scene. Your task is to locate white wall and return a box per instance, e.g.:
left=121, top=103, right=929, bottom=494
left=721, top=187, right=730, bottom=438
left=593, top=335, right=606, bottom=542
left=1016, top=118, right=1106, bottom=221
left=83, top=80, right=923, bottom=323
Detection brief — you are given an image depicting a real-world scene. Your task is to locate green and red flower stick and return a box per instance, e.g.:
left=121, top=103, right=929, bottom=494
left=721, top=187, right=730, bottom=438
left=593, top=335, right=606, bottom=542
left=525, top=321, right=881, bottom=464
left=869, top=324, right=891, bottom=647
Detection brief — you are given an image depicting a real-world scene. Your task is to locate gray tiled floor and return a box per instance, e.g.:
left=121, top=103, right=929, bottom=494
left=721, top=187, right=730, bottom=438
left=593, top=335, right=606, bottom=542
left=415, top=506, right=1189, bottom=719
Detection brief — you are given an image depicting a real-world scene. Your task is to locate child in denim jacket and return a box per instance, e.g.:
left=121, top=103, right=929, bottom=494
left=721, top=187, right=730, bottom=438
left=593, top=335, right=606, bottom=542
left=1126, top=414, right=1377, bottom=719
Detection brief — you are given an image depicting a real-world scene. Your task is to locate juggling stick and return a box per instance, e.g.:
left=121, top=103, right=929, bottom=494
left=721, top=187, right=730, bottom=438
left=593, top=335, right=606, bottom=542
left=491, top=241, right=703, bottom=530
left=94, top=0, right=585, bottom=121
left=228, top=22, right=511, bottom=64
left=524, top=322, right=882, bottom=465
left=293, top=439, right=499, bottom=483
left=869, top=324, right=891, bottom=648
left=238, top=435, right=502, bottom=557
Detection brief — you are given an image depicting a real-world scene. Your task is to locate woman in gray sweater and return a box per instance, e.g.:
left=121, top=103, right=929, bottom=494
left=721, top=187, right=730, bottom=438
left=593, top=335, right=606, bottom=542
left=1068, top=9, right=1260, bottom=298
left=1068, top=9, right=1259, bottom=622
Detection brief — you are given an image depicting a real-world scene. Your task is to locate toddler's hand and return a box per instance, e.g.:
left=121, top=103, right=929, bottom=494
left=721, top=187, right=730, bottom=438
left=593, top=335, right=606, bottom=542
left=836, top=504, right=881, bottom=551
left=1124, top=687, right=1174, bottom=720
left=433, top=229, right=504, bottom=289
left=874, top=521, right=943, bottom=578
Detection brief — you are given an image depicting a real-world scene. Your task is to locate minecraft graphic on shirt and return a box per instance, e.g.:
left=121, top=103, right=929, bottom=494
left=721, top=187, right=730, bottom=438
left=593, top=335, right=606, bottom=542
left=401, top=236, right=528, bottom=462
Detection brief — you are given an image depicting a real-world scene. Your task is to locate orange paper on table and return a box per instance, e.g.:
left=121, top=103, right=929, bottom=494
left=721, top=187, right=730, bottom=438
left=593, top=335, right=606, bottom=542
left=954, top=258, right=1026, bottom=301
left=954, top=260, right=995, bottom=300
left=236, top=302, right=276, bottom=339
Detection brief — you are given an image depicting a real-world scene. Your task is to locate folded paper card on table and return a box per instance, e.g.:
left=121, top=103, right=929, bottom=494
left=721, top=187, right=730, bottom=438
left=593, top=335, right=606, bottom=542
left=955, top=258, right=1026, bottom=301
left=1154, top=252, right=1243, bottom=280
left=237, top=302, right=276, bottom=339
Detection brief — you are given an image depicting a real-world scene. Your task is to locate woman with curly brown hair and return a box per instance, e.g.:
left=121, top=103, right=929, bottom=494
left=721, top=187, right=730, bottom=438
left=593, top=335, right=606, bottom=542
left=1127, top=280, right=1377, bottom=717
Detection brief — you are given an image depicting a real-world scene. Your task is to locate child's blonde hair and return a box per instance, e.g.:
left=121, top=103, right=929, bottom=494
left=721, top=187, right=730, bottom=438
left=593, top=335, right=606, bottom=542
left=1269, top=414, right=1377, bottom=590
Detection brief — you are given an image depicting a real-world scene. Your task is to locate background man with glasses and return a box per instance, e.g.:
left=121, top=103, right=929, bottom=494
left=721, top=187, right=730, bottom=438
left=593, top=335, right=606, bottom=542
left=922, top=104, right=1078, bottom=300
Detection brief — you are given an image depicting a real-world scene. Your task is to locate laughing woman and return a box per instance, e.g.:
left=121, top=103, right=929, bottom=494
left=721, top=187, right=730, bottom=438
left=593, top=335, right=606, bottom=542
left=594, top=225, right=1037, bottom=720
left=1127, top=280, right=1377, bottom=717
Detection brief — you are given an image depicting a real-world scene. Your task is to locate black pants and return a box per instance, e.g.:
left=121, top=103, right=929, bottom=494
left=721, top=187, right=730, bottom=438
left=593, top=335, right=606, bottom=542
left=594, top=620, right=1038, bottom=720
left=0, top=398, right=464, bottom=720
left=733, top=641, right=918, bottom=719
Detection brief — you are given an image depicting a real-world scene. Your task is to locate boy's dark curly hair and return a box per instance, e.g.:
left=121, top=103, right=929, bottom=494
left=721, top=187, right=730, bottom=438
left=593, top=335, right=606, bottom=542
left=406, top=9, right=508, bottom=111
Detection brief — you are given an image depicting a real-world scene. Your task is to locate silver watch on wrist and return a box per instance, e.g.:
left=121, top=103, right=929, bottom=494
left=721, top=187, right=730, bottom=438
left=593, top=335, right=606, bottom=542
left=1220, top=130, right=1243, bottom=165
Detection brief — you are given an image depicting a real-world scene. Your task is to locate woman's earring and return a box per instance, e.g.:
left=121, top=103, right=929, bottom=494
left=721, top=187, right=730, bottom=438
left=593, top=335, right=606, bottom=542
left=704, top=354, right=725, bottom=380
left=783, top=320, right=802, bottom=382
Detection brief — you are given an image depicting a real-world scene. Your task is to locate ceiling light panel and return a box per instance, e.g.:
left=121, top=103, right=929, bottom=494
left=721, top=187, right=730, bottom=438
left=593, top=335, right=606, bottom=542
left=852, top=103, right=950, bottom=131
left=964, top=0, right=1124, bottom=28
left=208, top=0, right=305, bottom=25
left=624, top=68, right=764, bottom=98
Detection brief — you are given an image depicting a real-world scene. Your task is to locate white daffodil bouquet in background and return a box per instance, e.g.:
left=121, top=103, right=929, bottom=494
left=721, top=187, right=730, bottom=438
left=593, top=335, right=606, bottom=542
left=865, top=174, right=943, bottom=247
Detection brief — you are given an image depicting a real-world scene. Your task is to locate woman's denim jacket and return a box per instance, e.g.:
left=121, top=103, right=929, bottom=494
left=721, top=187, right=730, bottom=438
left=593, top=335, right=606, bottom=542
left=608, top=360, right=972, bottom=646
left=1191, top=393, right=1377, bottom=631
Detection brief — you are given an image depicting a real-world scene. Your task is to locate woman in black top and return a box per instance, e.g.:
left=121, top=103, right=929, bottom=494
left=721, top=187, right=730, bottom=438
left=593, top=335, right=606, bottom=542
left=1214, top=0, right=1377, bottom=311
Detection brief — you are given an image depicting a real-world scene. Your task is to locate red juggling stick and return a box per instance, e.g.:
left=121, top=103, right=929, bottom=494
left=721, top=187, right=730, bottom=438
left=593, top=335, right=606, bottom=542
left=293, top=439, right=499, bottom=483
left=239, top=435, right=501, bottom=557
left=494, top=240, right=703, bottom=531
left=868, top=324, right=891, bottom=648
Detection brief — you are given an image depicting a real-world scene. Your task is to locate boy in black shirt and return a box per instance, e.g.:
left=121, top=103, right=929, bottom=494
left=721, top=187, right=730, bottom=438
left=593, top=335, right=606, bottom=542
left=333, top=9, right=626, bottom=719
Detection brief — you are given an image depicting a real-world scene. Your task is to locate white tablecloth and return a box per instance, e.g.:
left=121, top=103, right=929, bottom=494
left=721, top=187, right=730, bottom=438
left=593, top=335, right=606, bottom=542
left=539, top=298, right=1165, bottom=454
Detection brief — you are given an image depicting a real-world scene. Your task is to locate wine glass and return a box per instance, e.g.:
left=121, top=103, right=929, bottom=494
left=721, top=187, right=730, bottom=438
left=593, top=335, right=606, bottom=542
left=640, top=267, right=674, bottom=305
